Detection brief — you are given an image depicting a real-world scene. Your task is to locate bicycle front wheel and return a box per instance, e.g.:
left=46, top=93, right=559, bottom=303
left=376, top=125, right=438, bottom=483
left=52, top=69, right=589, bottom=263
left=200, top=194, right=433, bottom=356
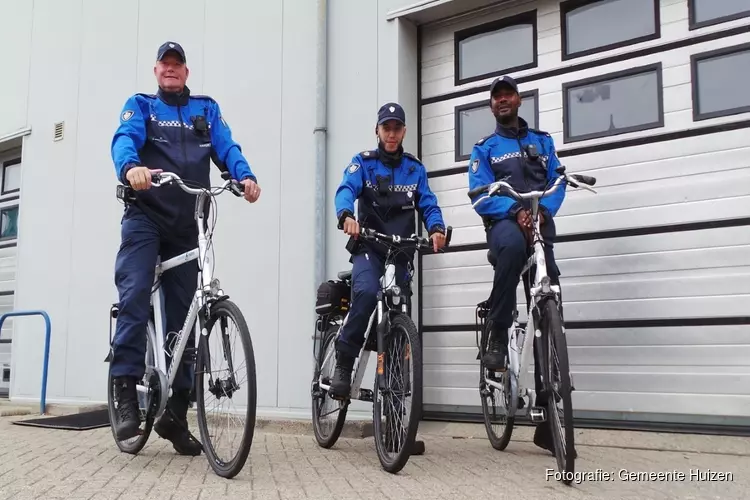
left=372, top=312, right=422, bottom=474
left=541, top=299, right=575, bottom=483
left=479, top=321, right=514, bottom=450
left=195, top=299, right=257, bottom=479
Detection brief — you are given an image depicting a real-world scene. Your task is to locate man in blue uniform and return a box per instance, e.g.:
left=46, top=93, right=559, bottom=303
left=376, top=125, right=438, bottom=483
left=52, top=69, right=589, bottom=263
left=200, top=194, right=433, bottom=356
left=109, top=41, right=261, bottom=452
left=467, top=75, right=565, bottom=454
left=331, top=102, right=447, bottom=399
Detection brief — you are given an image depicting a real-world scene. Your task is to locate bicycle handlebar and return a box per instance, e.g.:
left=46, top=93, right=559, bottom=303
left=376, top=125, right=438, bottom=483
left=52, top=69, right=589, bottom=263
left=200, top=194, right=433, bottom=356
left=359, top=225, right=453, bottom=252
left=467, top=165, right=596, bottom=208
left=150, top=171, right=246, bottom=198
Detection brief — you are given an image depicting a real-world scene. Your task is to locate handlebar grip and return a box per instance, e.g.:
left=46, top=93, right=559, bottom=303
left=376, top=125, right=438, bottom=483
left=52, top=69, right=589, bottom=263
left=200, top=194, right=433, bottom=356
left=467, top=184, right=489, bottom=199
left=571, top=174, right=597, bottom=186
left=445, top=226, right=453, bottom=247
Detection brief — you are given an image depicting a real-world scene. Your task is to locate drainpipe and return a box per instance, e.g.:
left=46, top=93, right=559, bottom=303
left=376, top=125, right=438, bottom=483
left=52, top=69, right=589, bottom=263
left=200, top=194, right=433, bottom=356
left=314, top=0, right=328, bottom=291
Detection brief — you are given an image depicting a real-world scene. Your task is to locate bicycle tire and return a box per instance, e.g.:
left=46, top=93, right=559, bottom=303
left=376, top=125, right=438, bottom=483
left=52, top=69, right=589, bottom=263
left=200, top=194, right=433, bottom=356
left=542, top=299, right=575, bottom=484
left=479, top=322, right=514, bottom=450
left=372, top=312, right=422, bottom=474
left=195, top=299, right=257, bottom=479
left=107, top=326, right=156, bottom=455
left=311, top=325, right=349, bottom=448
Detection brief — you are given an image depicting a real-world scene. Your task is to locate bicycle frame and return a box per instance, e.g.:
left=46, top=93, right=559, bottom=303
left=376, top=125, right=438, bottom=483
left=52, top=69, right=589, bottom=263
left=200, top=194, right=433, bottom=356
left=130, top=172, right=242, bottom=413
left=471, top=167, right=596, bottom=418
left=317, top=227, right=449, bottom=401
left=317, top=259, right=408, bottom=401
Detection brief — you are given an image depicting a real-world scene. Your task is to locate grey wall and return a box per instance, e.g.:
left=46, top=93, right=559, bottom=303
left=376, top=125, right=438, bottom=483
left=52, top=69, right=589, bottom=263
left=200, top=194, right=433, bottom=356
left=1, top=0, right=422, bottom=413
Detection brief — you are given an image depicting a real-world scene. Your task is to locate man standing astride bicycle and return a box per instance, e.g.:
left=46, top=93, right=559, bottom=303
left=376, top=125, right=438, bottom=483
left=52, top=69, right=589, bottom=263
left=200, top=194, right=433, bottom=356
left=331, top=102, right=447, bottom=399
left=109, top=41, right=261, bottom=453
left=467, top=75, right=565, bottom=453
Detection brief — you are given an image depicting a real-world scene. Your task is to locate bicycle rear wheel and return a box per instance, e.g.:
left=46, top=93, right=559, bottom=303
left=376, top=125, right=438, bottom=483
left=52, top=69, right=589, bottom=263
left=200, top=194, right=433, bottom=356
left=372, top=312, right=422, bottom=474
left=541, top=299, right=575, bottom=484
left=195, top=299, right=257, bottom=479
left=107, top=323, right=157, bottom=455
left=311, top=324, right=349, bottom=448
left=479, top=322, right=514, bottom=450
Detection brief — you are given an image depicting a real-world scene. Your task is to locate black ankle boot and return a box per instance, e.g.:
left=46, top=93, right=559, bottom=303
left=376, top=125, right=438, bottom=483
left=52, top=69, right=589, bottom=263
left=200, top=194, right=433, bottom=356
left=113, top=377, right=141, bottom=441
left=482, top=326, right=508, bottom=372
left=154, top=389, right=203, bottom=456
left=329, top=352, right=355, bottom=400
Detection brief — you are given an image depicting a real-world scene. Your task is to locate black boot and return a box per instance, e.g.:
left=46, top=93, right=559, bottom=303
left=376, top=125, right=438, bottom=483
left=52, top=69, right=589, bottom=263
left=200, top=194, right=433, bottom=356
left=113, top=376, right=141, bottom=441
left=154, top=389, right=203, bottom=456
left=533, top=421, right=578, bottom=459
left=329, top=352, right=355, bottom=400
left=482, top=325, right=508, bottom=371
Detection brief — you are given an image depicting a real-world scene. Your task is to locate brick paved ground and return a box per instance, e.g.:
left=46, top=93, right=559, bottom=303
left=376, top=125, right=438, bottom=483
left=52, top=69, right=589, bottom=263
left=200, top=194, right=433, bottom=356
left=1, top=414, right=749, bottom=500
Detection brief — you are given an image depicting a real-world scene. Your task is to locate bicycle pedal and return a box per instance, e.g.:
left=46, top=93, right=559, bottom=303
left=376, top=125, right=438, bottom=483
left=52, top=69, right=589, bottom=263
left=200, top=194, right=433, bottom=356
left=517, top=397, right=525, bottom=410
left=529, top=406, right=547, bottom=423
left=358, top=389, right=373, bottom=402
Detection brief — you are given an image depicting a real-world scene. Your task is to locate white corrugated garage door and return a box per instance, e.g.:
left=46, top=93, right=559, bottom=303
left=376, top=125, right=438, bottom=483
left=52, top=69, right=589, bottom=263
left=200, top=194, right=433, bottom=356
left=417, top=0, right=750, bottom=428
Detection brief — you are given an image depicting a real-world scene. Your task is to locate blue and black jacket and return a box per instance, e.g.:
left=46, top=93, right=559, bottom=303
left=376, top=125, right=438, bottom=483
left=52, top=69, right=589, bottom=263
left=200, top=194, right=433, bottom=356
left=467, top=117, right=565, bottom=228
left=335, top=148, right=445, bottom=258
left=111, top=86, right=256, bottom=231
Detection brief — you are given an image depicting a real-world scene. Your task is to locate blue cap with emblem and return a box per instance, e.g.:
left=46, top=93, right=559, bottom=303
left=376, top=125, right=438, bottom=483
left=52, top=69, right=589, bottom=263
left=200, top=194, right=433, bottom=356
left=490, top=75, right=518, bottom=95
left=377, top=102, right=406, bottom=125
left=157, top=41, right=186, bottom=63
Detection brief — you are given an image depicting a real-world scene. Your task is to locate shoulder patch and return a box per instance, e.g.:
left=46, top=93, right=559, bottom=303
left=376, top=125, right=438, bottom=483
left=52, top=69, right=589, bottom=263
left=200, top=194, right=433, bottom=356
left=360, top=149, right=379, bottom=159
left=347, top=162, right=361, bottom=174
left=470, top=158, right=480, bottom=173
left=475, top=134, right=492, bottom=146
left=121, top=110, right=134, bottom=122
left=403, top=152, right=423, bottom=165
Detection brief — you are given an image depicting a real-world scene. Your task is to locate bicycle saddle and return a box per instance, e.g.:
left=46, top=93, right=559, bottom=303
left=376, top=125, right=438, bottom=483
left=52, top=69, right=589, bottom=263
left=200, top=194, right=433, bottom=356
left=337, top=270, right=352, bottom=281
left=486, top=250, right=497, bottom=269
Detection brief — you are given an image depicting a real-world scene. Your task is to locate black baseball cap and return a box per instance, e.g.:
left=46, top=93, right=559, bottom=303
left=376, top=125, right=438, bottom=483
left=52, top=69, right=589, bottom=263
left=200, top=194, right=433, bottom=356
left=490, top=75, right=518, bottom=95
left=157, top=41, right=186, bottom=63
left=377, top=102, right=406, bottom=125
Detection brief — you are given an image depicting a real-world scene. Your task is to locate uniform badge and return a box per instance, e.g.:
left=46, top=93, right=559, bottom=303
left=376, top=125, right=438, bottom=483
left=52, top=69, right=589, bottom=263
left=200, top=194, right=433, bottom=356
left=471, top=159, right=479, bottom=173
left=407, top=191, right=413, bottom=199
left=348, top=163, right=360, bottom=174
left=121, top=110, right=134, bottom=122
left=389, top=106, right=395, bottom=112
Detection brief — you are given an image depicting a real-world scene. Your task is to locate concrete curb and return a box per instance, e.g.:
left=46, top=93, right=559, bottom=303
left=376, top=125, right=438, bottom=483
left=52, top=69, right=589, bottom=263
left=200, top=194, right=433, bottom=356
left=255, top=417, right=374, bottom=439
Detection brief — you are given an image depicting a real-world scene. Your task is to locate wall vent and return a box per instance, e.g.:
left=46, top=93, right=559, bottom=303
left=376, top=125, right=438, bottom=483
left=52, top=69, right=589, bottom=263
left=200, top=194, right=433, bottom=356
left=53, top=121, right=64, bottom=142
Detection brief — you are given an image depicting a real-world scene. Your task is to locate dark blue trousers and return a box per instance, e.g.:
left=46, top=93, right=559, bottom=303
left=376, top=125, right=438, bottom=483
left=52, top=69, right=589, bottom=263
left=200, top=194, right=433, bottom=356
left=336, top=251, right=410, bottom=359
left=487, top=216, right=561, bottom=407
left=110, top=212, right=197, bottom=391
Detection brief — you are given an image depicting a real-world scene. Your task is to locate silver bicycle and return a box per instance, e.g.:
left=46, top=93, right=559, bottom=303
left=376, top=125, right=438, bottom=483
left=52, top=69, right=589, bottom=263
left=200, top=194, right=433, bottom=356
left=469, top=165, right=596, bottom=485
left=106, top=171, right=257, bottom=479
left=311, top=226, right=452, bottom=474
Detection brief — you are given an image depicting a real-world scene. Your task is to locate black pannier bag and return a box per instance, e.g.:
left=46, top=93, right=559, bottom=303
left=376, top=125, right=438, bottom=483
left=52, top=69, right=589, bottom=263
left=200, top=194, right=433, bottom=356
left=315, top=279, right=351, bottom=316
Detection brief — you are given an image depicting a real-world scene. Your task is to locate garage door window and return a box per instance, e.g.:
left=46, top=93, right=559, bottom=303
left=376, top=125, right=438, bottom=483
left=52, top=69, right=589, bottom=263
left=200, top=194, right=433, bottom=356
left=454, top=10, right=537, bottom=85
left=562, top=63, right=663, bottom=143
left=455, top=91, right=538, bottom=161
left=561, top=0, right=659, bottom=60
left=691, top=43, right=750, bottom=121
left=689, top=0, right=750, bottom=29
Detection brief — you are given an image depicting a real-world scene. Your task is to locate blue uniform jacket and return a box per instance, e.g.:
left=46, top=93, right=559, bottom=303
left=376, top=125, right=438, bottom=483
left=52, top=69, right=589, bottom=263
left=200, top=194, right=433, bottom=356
left=467, top=117, right=565, bottom=227
left=111, top=86, right=256, bottom=231
left=335, top=149, right=445, bottom=257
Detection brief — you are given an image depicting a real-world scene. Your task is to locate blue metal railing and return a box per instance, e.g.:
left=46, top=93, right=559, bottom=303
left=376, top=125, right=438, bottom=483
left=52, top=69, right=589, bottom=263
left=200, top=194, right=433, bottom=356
left=0, top=310, right=51, bottom=415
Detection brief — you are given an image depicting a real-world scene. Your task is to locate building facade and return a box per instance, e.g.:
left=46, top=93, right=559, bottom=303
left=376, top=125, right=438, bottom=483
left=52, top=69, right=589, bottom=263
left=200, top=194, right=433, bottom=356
left=1, top=0, right=748, bottom=429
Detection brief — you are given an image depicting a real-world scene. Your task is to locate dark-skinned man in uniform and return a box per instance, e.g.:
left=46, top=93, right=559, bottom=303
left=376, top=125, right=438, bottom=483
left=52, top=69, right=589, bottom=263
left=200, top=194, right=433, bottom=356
left=331, top=102, right=447, bottom=400
left=110, top=41, right=261, bottom=454
left=467, top=75, right=575, bottom=457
